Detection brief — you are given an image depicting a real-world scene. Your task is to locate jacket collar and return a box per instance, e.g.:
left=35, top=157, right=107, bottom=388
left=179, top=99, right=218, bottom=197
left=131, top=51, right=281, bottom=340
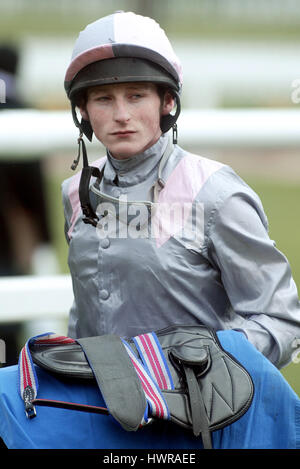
left=104, top=134, right=168, bottom=187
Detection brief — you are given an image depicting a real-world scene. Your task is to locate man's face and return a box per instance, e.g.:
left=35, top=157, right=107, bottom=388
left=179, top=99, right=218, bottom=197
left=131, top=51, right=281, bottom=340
left=80, top=82, right=174, bottom=159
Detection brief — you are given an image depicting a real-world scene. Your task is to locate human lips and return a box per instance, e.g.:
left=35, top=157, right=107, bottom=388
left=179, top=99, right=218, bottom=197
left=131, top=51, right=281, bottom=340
left=110, top=130, right=136, bottom=137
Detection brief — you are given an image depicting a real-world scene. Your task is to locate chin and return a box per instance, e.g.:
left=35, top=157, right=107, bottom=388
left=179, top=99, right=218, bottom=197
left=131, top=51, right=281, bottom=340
left=110, top=144, right=143, bottom=160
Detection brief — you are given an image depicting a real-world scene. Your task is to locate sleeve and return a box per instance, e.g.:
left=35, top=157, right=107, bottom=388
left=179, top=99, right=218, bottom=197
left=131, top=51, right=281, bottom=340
left=207, top=188, right=300, bottom=369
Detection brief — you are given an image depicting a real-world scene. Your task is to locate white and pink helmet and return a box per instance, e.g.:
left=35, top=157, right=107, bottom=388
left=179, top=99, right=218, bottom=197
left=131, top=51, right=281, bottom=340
left=64, top=11, right=183, bottom=140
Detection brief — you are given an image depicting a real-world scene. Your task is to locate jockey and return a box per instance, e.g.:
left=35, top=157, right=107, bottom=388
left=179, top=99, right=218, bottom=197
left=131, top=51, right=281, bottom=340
left=62, top=10, right=300, bottom=369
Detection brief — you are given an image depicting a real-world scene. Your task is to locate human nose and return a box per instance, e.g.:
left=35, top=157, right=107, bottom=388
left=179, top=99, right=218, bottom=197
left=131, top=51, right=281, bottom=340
left=113, top=98, right=131, bottom=123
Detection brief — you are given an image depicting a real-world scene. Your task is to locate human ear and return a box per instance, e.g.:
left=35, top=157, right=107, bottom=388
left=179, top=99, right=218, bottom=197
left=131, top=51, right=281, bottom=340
left=78, top=100, right=89, bottom=121
left=161, top=91, right=175, bottom=116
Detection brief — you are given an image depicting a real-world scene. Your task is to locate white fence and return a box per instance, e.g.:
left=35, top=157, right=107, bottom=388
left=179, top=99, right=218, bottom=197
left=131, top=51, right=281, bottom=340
left=1, top=108, right=300, bottom=159
left=0, top=275, right=72, bottom=323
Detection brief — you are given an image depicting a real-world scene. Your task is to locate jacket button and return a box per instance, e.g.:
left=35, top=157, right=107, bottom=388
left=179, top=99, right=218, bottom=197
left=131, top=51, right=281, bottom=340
left=100, top=238, right=110, bottom=249
left=99, top=289, right=110, bottom=300
left=100, top=290, right=109, bottom=300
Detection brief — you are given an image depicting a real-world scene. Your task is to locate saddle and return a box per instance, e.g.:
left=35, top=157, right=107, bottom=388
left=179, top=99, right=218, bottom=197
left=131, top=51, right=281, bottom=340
left=19, top=325, right=254, bottom=449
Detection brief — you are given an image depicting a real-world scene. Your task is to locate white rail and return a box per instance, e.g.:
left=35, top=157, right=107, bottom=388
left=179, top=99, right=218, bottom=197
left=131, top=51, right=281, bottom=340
left=0, top=108, right=300, bottom=159
left=0, top=275, right=72, bottom=323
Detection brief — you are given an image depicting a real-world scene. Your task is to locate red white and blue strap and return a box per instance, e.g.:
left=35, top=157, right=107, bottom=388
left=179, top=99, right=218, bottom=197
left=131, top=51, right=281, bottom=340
left=19, top=333, right=76, bottom=417
left=122, top=339, right=170, bottom=423
left=132, top=332, right=174, bottom=391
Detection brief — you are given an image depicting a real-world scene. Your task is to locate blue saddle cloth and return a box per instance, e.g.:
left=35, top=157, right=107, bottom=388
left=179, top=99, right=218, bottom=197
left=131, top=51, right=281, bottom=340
left=0, top=330, right=299, bottom=449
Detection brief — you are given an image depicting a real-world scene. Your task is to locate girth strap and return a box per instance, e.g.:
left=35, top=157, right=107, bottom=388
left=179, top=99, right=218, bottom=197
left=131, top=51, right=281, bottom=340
left=181, top=366, right=212, bottom=449
left=169, top=343, right=213, bottom=448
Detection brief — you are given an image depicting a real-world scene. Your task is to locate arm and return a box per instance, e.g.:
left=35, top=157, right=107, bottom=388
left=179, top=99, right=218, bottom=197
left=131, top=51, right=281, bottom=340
left=207, top=189, right=300, bottom=368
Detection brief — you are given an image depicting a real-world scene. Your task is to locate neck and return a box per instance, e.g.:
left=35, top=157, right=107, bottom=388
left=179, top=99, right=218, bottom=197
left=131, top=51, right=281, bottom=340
left=110, top=133, right=162, bottom=161
left=104, top=134, right=169, bottom=187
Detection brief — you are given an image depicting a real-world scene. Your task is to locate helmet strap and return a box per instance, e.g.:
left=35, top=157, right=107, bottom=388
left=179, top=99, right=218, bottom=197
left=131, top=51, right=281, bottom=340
left=76, top=134, right=104, bottom=227
left=172, top=123, right=178, bottom=145
left=70, top=101, right=93, bottom=171
left=71, top=132, right=84, bottom=170
left=160, top=90, right=181, bottom=143
left=71, top=101, right=93, bottom=141
left=71, top=125, right=104, bottom=227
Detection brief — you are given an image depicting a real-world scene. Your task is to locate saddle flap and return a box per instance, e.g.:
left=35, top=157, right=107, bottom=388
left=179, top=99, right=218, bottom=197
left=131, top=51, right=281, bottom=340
left=31, top=343, right=94, bottom=379
left=154, top=326, right=254, bottom=432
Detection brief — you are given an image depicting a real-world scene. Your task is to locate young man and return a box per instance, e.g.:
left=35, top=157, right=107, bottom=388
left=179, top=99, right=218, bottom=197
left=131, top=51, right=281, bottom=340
left=62, top=11, right=300, bottom=370
left=1, top=11, right=300, bottom=451
left=78, top=82, right=174, bottom=159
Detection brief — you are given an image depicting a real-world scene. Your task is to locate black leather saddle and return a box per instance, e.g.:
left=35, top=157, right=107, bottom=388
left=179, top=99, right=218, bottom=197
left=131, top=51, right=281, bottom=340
left=29, top=325, right=254, bottom=449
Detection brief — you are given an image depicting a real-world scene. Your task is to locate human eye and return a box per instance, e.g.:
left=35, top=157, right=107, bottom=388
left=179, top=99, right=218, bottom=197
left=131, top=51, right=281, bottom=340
left=89, top=91, right=111, bottom=103
left=96, top=95, right=110, bottom=102
left=129, top=92, right=144, bottom=101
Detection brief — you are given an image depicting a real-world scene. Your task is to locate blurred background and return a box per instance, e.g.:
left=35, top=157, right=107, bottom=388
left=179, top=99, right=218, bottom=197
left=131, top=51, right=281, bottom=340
left=0, top=0, right=300, bottom=393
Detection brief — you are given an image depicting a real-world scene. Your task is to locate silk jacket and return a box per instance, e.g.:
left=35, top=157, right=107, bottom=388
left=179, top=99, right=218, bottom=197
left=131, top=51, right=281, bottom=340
left=62, top=134, right=300, bottom=368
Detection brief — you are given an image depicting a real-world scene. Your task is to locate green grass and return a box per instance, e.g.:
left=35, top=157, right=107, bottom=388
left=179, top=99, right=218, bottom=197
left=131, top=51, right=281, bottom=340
left=46, top=173, right=300, bottom=395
